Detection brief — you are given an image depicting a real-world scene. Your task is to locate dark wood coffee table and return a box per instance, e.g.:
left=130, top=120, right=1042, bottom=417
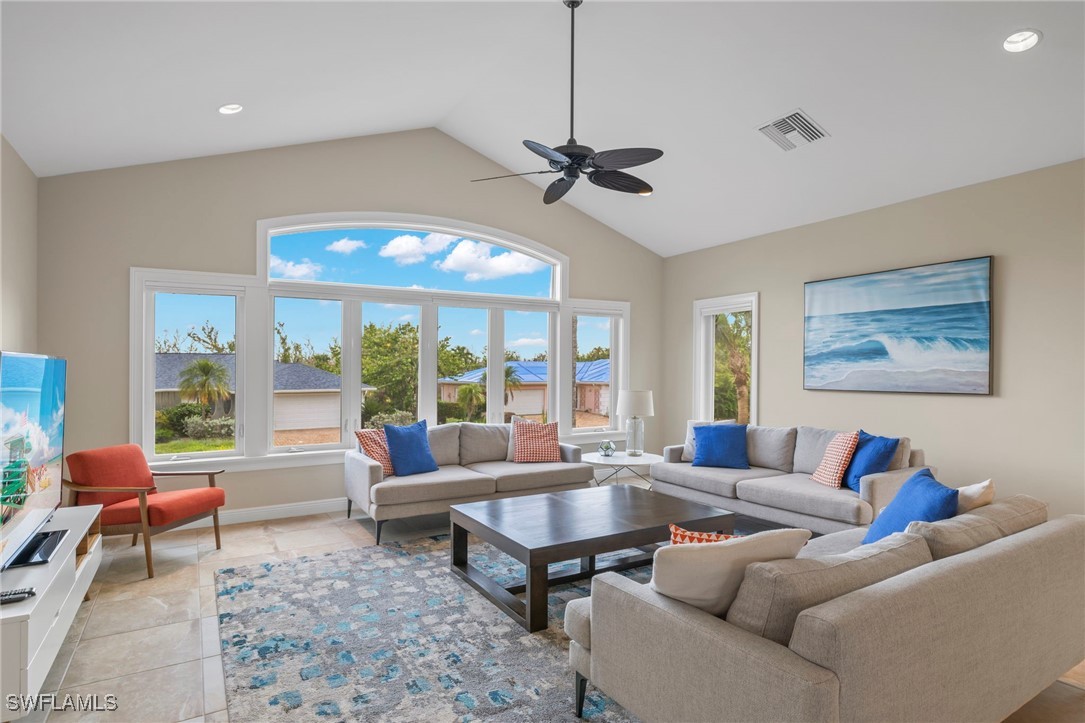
left=449, top=485, right=735, bottom=632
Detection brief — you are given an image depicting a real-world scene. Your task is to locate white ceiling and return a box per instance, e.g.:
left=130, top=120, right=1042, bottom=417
left=3, top=1, right=1082, bottom=257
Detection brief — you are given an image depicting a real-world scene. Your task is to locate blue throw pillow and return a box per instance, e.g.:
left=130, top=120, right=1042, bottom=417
left=384, top=420, right=439, bottom=477
left=691, top=424, right=749, bottom=469
left=843, top=430, right=900, bottom=492
left=862, top=468, right=958, bottom=543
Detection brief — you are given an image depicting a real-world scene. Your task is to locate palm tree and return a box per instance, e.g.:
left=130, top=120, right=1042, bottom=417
left=479, top=365, right=524, bottom=405
left=178, top=359, right=232, bottom=417
left=456, top=383, right=486, bottom=422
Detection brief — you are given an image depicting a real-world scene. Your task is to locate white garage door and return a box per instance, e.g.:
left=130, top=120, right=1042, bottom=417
left=505, top=388, right=546, bottom=416
left=274, top=392, right=341, bottom=430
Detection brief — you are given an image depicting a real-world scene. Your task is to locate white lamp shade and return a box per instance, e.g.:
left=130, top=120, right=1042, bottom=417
left=616, top=390, right=654, bottom=417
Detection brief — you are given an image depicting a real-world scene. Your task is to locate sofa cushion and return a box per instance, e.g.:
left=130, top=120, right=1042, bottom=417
left=792, top=426, right=842, bottom=475
left=862, top=469, right=957, bottom=544
left=726, top=532, right=931, bottom=645
left=905, top=514, right=1003, bottom=560
left=649, top=528, right=812, bottom=616
left=843, top=430, right=900, bottom=492
left=968, top=494, right=1048, bottom=536
left=427, top=423, right=461, bottom=467
left=459, top=423, right=511, bottom=466
left=956, top=478, right=995, bottom=514
left=669, top=523, right=741, bottom=545
left=692, top=424, right=749, bottom=469
left=355, top=429, right=393, bottom=476
left=746, top=426, right=798, bottom=473
left=682, top=419, right=735, bottom=462
left=512, top=419, right=562, bottom=463
left=465, top=461, right=593, bottom=493
left=811, top=431, right=859, bottom=489
left=797, top=528, right=868, bottom=558
left=370, top=466, right=495, bottom=505
left=650, top=463, right=781, bottom=499
left=564, top=597, right=591, bottom=649
left=736, top=473, right=874, bottom=525
left=887, top=436, right=912, bottom=471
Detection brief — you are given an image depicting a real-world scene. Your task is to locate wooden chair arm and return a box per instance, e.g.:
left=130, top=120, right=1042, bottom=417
left=62, top=479, right=157, bottom=494
left=150, top=469, right=223, bottom=487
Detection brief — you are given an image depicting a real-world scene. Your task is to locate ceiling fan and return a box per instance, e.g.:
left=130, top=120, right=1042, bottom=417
left=471, top=0, right=663, bottom=205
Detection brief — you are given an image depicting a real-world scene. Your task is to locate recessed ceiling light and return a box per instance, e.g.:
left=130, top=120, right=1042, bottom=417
left=218, top=103, right=243, bottom=115
left=1004, top=29, right=1042, bottom=53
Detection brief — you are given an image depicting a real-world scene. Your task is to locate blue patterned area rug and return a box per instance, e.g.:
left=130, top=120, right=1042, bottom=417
left=215, top=536, right=650, bottom=722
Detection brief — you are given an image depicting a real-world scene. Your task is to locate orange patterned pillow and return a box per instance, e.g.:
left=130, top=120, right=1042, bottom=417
left=669, top=523, right=742, bottom=545
left=355, top=429, right=393, bottom=476
left=811, top=431, right=860, bottom=488
left=512, top=419, right=562, bottom=463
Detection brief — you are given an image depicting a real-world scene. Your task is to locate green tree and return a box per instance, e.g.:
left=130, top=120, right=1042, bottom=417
left=576, top=346, right=609, bottom=362
left=361, top=321, right=419, bottom=413
left=178, top=359, right=232, bottom=417
left=456, top=383, right=486, bottom=422
left=480, top=365, right=523, bottom=405
left=438, top=340, right=483, bottom=380
left=713, top=311, right=752, bottom=423
left=529, top=352, right=548, bottom=362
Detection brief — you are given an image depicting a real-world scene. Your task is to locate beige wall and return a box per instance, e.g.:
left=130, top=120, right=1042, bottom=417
left=1, top=136, right=39, bottom=352
left=662, top=160, right=1085, bottom=516
left=36, top=129, right=664, bottom=510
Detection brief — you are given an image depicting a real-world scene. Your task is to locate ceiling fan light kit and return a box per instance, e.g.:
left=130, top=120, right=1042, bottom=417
left=471, top=0, right=663, bottom=205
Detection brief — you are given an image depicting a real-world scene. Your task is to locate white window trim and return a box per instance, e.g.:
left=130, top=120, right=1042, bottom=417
left=130, top=214, right=632, bottom=472
left=692, top=292, right=759, bottom=425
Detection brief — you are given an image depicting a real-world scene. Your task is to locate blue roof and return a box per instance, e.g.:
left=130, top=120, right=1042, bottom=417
left=441, top=359, right=609, bottom=384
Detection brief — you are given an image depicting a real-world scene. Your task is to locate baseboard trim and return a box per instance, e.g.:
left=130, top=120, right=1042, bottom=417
left=177, top=497, right=351, bottom=529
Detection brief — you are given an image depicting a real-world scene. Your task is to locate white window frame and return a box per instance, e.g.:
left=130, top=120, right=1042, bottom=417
left=130, top=213, right=632, bottom=472
left=559, top=299, right=630, bottom=441
left=692, top=292, right=759, bottom=425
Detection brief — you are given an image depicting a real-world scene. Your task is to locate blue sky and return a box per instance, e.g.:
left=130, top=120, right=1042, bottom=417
left=805, top=258, right=991, bottom=317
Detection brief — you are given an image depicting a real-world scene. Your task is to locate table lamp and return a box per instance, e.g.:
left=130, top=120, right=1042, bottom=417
left=616, top=390, right=654, bottom=456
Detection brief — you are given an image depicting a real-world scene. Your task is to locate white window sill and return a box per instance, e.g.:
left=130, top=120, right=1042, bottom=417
left=561, top=430, right=624, bottom=446
left=149, top=448, right=349, bottom=474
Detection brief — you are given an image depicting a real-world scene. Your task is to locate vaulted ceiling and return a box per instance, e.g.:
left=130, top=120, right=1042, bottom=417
left=3, top=1, right=1082, bottom=257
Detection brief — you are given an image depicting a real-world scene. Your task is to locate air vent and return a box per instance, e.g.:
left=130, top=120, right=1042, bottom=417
left=758, top=109, right=829, bottom=151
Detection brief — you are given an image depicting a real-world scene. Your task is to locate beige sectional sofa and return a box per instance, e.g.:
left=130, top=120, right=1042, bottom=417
left=651, top=425, right=930, bottom=534
left=564, top=496, right=1085, bottom=722
left=344, top=422, right=594, bottom=542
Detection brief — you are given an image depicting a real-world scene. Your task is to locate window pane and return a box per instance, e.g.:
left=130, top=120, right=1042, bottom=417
left=361, top=303, right=420, bottom=427
left=153, top=293, right=237, bottom=455
left=273, top=298, right=342, bottom=447
left=713, top=311, right=752, bottom=424
left=270, top=228, right=554, bottom=298
left=503, top=311, right=550, bottom=423
left=437, top=308, right=487, bottom=424
left=572, top=315, right=612, bottom=430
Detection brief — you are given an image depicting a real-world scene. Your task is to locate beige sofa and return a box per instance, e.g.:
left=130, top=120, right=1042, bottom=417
left=564, top=496, right=1085, bottom=722
left=651, top=425, right=930, bottom=534
left=344, top=422, right=593, bottom=542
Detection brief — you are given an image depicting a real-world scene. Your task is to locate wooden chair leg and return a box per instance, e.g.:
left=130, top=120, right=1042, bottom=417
left=131, top=533, right=138, bottom=547
left=212, top=508, right=222, bottom=550
left=137, top=496, right=154, bottom=578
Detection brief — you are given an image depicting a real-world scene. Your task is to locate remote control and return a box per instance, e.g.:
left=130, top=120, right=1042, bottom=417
left=0, top=588, right=36, bottom=605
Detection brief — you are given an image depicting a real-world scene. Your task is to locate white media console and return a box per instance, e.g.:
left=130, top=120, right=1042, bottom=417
left=0, top=506, right=102, bottom=722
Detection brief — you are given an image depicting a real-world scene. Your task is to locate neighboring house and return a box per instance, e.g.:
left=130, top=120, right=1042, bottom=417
left=155, top=353, right=371, bottom=431
left=439, top=360, right=610, bottom=418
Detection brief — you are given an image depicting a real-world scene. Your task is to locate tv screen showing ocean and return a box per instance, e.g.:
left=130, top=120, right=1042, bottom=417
left=804, top=258, right=991, bottom=394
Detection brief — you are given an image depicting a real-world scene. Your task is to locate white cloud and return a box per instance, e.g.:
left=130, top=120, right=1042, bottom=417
left=507, top=337, right=548, bottom=347
left=397, top=314, right=416, bottom=322
left=325, top=237, right=367, bottom=254
left=469, top=328, right=484, bottom=336
left=434, top=240, right=547, bottom=281
left=270, top=254, right=323, bottom=280
left=378, top=233, right=458, bottom=266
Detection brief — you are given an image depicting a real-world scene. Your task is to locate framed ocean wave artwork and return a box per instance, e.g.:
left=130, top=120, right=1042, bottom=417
left=804, top=257, right=992, bottom=395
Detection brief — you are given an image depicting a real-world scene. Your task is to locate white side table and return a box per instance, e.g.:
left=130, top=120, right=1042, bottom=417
left=582, top=452, right=664, bottom=486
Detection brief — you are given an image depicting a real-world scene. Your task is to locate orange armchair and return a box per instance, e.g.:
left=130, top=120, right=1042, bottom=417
left=63, top=443, right=225, bottom=578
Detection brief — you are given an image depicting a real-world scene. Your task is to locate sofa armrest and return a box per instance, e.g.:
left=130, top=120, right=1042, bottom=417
left=590, top=573, right=838, bottom=723
left=662, top=444, right=684, bottom=463
left=344, top=450, right=383, bottom=511
left=559, top=443, right=582, bottom=464
left=860, top=465, right=936, bottom=519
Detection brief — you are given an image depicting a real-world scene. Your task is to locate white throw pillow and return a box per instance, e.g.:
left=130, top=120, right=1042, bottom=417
left=681, top=419, right=736, bottom=462
left=956, top=479, right=995, bottom=514
left=649, top=528, right=812, bottom=616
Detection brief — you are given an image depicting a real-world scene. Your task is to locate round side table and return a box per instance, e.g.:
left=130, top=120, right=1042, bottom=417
left=581, top=451, right=664, bottom=486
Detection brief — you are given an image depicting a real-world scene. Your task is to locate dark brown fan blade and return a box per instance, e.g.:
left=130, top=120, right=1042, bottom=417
left=471, top=169, right=559, bottom=182
left=588, top=148, right=663, bottom=171
left=524, top=140, right=571, bottom=165
left=589, top=170, right=653, bottom=195
left=543, top=176, right=576, bottom=204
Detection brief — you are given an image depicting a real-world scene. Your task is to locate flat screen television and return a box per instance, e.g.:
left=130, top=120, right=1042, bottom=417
left=0, top=352, right=67, bottom=570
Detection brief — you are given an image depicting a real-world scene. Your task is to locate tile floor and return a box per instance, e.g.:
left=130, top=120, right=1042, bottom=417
left=21, top=506, right=1085, bottom=722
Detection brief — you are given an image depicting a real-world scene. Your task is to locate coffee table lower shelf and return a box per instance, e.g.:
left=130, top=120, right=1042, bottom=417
left=450, top=522, right=657, bottom=632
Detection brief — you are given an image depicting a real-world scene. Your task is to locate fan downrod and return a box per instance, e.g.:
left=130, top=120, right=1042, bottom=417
left=563, top=0, right=582, bottom=8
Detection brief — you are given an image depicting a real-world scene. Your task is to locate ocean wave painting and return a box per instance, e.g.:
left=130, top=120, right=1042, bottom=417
left=804, top=257, right=991, bottom=394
